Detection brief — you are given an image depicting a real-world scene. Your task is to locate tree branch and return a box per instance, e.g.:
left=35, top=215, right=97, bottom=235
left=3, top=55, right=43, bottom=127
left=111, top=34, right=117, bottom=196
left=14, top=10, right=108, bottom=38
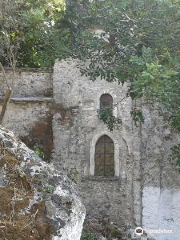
left=0, top=87, right=12, bottom=125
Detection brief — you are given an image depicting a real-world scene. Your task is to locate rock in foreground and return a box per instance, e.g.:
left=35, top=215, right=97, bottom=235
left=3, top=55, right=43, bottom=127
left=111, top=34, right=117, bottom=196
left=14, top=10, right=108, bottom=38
left=0, top=126, right=85, bottom=240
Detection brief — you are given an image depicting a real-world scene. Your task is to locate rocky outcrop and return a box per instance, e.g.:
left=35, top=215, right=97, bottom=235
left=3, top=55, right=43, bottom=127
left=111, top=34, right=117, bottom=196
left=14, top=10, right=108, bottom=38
left=0, top=126, right=85, bottom=240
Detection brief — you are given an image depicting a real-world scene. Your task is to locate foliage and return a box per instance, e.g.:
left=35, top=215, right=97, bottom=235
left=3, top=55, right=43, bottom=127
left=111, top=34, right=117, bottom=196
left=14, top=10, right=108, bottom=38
left=66, top=0, right=180, bottom=163
left=44, top=184, right=55, bottom=194
left=69, top=0, right=180, bottom=131
left=69, top=2, right=180, bottom=116
left=67, top=168, right=79, bottom=183
left=98, top=108, right=122, bottom=132
left=130, top=108, right=144, bottom=126
left=81, top=230, right=97, bottom=240
left=0, top=0, right=67, bottom=68
left=170, top=144, right=180, bottom=169
left=33, top=145, right=45, bottom=160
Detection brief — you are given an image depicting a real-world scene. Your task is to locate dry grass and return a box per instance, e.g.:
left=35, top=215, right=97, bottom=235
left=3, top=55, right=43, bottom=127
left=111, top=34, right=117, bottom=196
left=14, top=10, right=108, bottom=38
left=0, top=151, right=54, bottom=240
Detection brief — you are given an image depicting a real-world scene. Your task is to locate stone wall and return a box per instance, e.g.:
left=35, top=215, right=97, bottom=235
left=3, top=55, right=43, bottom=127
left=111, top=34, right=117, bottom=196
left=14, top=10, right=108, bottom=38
left=0, top=68, right=53, bottom=161
left=1, top=60, right=180, bottom=240
left=53, top=59, right=180, bottom=240
left=0, top=68, right=52, bottom=97
left=141, top=106, right=180, bottom=240
left=52, top=59, right=142, bottom=226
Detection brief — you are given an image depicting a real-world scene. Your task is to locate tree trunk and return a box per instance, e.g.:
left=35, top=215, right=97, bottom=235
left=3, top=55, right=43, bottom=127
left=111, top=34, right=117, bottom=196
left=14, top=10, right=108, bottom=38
left=0, top=87, right=12, bottom=125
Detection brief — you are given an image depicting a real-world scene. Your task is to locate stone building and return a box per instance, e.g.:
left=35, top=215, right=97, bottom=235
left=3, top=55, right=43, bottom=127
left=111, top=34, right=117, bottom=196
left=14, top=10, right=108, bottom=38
left=1, top=59, right=180, bottom=240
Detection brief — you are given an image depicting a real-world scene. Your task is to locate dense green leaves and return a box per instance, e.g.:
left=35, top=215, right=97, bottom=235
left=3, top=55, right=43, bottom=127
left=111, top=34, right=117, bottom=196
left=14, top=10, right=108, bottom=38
left=0, top=0, right=66, bottom=68
left=70, top=0, right=180, bottom=163
left=98, top=108, right=122, bottom=132
left=70, top=0, right=180, bottom=133
left=131, top=108, right=144, bottom=126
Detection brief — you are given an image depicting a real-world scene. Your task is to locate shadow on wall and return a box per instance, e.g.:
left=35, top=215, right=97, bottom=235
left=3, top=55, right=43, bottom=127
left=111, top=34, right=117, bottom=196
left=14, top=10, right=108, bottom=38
left=21, top=115, right=53, bottom=162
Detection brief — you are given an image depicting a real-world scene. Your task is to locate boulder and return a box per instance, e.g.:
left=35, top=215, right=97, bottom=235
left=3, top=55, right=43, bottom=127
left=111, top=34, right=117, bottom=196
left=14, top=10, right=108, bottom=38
left=0, top=126, right=86, bottom=240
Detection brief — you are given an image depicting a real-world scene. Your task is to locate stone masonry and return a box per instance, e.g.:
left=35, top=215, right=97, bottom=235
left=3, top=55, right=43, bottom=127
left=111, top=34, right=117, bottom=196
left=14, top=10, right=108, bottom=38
left=1, top=59, right=180, bottom=240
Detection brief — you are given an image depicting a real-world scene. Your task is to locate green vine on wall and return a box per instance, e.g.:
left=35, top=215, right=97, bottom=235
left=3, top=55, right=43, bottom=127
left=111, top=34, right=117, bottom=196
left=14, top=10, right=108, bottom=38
left=33, top=145, right=45, bottom=160
left=130, top=108, right=145, bottom=126
left=98, top=108, right=122, bottom=132
left=170, top=144, right=180, bottom=170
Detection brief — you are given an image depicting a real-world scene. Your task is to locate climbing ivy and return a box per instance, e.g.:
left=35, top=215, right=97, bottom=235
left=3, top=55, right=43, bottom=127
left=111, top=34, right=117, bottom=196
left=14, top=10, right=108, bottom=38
left=130, top=109, right=144, bottom=127
left=98, top=108, right=122, bottom=132
left=171, top=144, right=180, bottom=170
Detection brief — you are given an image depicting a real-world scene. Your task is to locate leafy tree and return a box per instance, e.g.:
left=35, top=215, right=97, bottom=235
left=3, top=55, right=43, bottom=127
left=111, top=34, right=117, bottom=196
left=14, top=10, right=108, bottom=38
left=67, top=0, right=180, bottom=129
left=66, top=0, right=180, bottom=163
left=0, top=0, right=66, bottom=68
left=0, top=0, right=66, bottom=123
left=98, top=108, right=122, bottom=131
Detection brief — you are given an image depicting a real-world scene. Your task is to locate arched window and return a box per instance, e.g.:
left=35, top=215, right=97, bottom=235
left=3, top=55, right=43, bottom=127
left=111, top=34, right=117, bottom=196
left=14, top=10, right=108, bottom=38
left=100, top=94, right=113, bottom=111
left=95, top=135, right=114, bottom=176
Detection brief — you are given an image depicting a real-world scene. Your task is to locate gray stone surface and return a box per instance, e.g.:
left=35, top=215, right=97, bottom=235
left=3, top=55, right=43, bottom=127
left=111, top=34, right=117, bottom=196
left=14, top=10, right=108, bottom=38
left=53, top=59, right=138, bottom=226
left=1, top=102, right=51, bottom=137
left=0, top=68, right=52, bottom=97
left=53, top=60, right=180, bottom=240
left=141, top=106, right=180, bottom=240
left=0, top=97, right=53, bottom=103
left=0, top=126, right=85, bottom=240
